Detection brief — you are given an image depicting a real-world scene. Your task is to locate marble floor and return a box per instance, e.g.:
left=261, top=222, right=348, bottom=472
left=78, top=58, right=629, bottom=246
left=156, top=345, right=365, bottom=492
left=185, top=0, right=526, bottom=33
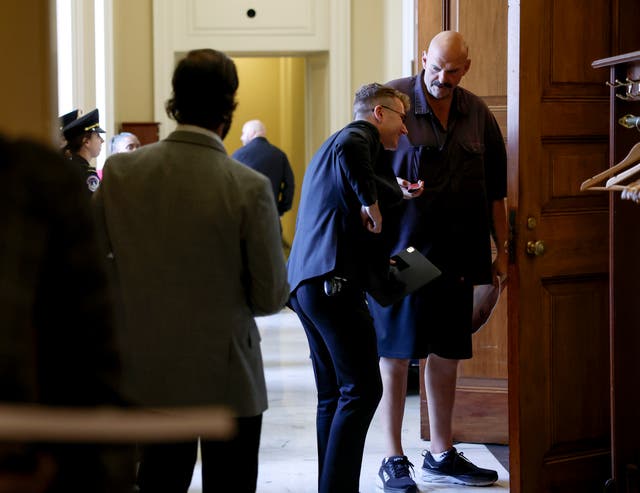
left=189, top=308, right=509, bottom=492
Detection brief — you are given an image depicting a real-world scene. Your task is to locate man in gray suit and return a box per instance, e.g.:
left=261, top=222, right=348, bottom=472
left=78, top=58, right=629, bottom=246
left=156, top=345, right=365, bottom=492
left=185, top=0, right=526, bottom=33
left=93, top=49, right=289, bottom=493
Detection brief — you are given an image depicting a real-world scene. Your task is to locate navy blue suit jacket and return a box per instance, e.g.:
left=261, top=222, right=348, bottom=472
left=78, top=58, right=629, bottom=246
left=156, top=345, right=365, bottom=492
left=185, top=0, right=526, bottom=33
left=231, top=137, right=295, bottom=216
left=287, top=120, right=403, bottom=294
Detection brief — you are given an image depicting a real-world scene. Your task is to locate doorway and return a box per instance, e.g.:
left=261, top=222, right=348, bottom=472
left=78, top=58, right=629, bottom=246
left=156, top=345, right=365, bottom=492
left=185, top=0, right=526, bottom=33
left=227, top=56, right=308, bottom=248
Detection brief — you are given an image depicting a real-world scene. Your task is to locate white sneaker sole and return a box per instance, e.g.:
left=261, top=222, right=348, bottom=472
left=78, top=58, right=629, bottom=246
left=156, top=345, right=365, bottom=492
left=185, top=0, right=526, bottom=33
left=376, top=474, right=418, bottom=493
left=422, top=469, right=497, bottom=487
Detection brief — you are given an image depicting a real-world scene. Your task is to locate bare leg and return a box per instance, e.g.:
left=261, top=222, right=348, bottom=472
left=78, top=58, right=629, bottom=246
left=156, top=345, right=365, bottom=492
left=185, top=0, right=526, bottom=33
left=425, top=354, right=459, bottom=454
left=378, top=357, right=410, bottom=457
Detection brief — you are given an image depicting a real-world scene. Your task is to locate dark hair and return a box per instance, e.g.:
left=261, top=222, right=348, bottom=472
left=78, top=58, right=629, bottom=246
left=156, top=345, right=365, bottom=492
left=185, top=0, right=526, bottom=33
left=352, top=83, right=410, bottom=120
left=65, top=132, right=92, bottom=154
left=165, top=49, right=239, bottom=130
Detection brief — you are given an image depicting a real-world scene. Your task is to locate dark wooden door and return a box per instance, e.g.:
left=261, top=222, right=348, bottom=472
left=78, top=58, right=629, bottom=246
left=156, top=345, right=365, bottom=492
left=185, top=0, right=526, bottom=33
left=120, top=122, right=160, bottom=146
left=507, top=0, right=614, bottom=491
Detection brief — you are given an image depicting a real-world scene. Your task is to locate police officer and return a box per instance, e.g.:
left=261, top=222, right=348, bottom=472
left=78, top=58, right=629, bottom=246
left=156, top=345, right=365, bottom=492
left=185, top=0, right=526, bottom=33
left=58, top=109, right=79, bottom=157
left=62, top=108, right=105, bottom=194
left=59, top=109, right=79, bottom=131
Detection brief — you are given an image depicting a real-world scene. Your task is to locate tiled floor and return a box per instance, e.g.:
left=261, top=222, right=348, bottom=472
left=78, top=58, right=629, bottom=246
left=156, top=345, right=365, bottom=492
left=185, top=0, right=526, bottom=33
left=189, top=308, right=509, bottom=492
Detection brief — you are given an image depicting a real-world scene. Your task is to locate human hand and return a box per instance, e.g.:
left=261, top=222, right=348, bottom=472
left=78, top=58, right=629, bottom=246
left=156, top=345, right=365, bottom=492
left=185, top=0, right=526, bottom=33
left=396, top=177, right=424, bottom=199
left=492, top=252, right=508, bottom=285
left=360, top=201, right=382, bottom=233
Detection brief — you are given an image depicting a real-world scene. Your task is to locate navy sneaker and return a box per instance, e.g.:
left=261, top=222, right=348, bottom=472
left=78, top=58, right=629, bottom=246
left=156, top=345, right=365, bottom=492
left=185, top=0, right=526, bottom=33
left=377, top=455, right=417, bottom=493
left=421, top=447, right=498, bottom=486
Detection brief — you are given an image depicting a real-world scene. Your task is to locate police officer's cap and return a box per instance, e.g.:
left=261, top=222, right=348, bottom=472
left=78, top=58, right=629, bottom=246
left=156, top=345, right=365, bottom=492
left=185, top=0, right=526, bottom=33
left=59, top=109, right=79, bottom=130
left=63, top=108, right=105, bottom=141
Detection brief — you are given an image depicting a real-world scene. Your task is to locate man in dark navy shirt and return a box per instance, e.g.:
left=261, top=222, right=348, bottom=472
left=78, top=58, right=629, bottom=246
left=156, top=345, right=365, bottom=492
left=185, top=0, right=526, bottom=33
left=232, top=120, right=295, bottom=217
left=369, top=31, right=507, bottom=492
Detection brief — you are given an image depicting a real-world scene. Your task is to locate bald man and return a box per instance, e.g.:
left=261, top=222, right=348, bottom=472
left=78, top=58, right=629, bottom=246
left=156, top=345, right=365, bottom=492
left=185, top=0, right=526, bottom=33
left=232, top=120, right=295, bottom=217
left=369, top=31, right=507, bottom=491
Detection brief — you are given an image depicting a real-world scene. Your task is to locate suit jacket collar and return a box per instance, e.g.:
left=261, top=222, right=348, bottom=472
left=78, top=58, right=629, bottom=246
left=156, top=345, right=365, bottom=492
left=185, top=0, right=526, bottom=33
left=165, top=128, right=227, bottom=154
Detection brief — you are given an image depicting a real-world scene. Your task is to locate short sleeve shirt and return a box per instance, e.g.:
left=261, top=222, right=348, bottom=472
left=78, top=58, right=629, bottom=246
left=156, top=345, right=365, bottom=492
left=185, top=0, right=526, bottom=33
left=384, top=72, right=507, bottom=284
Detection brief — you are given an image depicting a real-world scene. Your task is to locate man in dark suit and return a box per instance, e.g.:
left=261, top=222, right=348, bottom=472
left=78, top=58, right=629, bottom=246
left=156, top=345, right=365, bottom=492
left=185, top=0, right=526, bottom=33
left=287, top=83, right=419, bottom=493
left=93, top=49, right=289, bottom=493
left=231, top=119, right=295, bottom=218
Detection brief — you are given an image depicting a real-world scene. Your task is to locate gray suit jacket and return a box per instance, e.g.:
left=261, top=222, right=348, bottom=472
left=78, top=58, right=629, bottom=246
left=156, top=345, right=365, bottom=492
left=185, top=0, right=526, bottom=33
left=93, top=130, right=289, bottom=416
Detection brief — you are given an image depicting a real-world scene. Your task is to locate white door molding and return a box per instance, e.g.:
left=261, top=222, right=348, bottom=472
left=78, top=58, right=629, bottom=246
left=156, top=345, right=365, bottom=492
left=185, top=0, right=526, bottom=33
left=152, top=0, right=351, bottom=143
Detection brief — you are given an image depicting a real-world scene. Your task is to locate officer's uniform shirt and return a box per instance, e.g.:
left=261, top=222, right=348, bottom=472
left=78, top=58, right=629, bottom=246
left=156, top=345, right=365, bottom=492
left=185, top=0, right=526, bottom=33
left=70, top=153, right=101, bottom=194
left=62, top=108, right=105, bottom=195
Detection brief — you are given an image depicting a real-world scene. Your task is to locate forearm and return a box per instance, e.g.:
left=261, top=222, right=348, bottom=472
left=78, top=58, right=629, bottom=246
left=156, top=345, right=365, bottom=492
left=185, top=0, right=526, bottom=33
left=492, top=198, right=507, bottom=248
left=492, top=198, right=508, bottom=277
left=361, top=200, right=382, bottom=233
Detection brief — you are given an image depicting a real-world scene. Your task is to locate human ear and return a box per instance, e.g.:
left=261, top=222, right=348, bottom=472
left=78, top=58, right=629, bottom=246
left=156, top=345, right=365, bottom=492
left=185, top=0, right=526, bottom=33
left=372, top=105, right=384, bottom=122
left=463, top=58, right=471, bottom=75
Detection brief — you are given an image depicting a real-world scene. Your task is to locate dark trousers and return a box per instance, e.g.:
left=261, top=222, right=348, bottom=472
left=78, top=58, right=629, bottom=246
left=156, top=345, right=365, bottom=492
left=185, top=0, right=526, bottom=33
left=290, top=280, right=382, bottom=493
left=136, top=414, right=262, bottom=493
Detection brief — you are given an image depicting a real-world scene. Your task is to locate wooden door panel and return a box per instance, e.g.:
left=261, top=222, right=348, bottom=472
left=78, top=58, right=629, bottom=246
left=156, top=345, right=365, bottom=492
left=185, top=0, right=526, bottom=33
left=515, top=272, right=611, bottom=492
left=541, top=142, right=609, bottom=212
left=544, top=277, right=610, bottom=445
left=547, top=1, right=611, bottom=87
left=417, top=0, right=443, bottom=61
left=456, top=0, right=507, bottom=98
left=509, top=0, right=613, bottom=491
left=531, top=213, right=608, bottom=277
left=542, top=452, right=611, bottom=492
left=540, top=102, right=609, bottom=136
left=449, top=377, right=508, bottom=444
left=420, top=368, right=509, bottom=445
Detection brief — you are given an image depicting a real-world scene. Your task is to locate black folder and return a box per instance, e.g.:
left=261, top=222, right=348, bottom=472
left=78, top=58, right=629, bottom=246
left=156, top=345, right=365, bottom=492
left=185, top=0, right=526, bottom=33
left=368, top=246, right=442, bottom=307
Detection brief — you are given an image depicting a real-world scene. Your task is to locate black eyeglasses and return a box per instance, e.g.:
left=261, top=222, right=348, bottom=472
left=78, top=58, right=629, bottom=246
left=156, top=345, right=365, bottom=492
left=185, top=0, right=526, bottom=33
left=376, top=104, right=407, bottom=123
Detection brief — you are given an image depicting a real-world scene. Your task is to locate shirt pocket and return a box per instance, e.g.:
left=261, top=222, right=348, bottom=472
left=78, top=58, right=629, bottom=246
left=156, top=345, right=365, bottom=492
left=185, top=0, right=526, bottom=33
left=412, top=145, right=450, bottom=192
left=454, top=141, right=486, bottom=192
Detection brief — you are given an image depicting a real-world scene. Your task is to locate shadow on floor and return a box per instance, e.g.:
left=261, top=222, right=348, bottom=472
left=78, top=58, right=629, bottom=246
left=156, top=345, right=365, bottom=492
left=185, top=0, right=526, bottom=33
left=485, top=444, right=509, bottom=472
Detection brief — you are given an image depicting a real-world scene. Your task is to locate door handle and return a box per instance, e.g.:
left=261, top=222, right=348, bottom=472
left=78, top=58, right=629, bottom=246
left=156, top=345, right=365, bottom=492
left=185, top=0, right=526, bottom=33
left=526, top=240, right=545, bottom=256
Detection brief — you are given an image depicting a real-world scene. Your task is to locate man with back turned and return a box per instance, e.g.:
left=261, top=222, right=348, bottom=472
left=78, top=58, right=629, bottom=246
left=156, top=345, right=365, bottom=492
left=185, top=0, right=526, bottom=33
left=93, top=48, right=289, bottom=493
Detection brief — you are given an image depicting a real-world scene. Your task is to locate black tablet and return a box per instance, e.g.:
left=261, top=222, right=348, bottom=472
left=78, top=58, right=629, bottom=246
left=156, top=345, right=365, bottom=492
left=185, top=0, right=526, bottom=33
left=368, top=247, right=442, bottom=307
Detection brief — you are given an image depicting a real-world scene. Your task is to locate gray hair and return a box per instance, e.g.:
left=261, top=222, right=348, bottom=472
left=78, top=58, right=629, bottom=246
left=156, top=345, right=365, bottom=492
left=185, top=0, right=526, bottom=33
left=110, top=132, right=137, bottom=154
